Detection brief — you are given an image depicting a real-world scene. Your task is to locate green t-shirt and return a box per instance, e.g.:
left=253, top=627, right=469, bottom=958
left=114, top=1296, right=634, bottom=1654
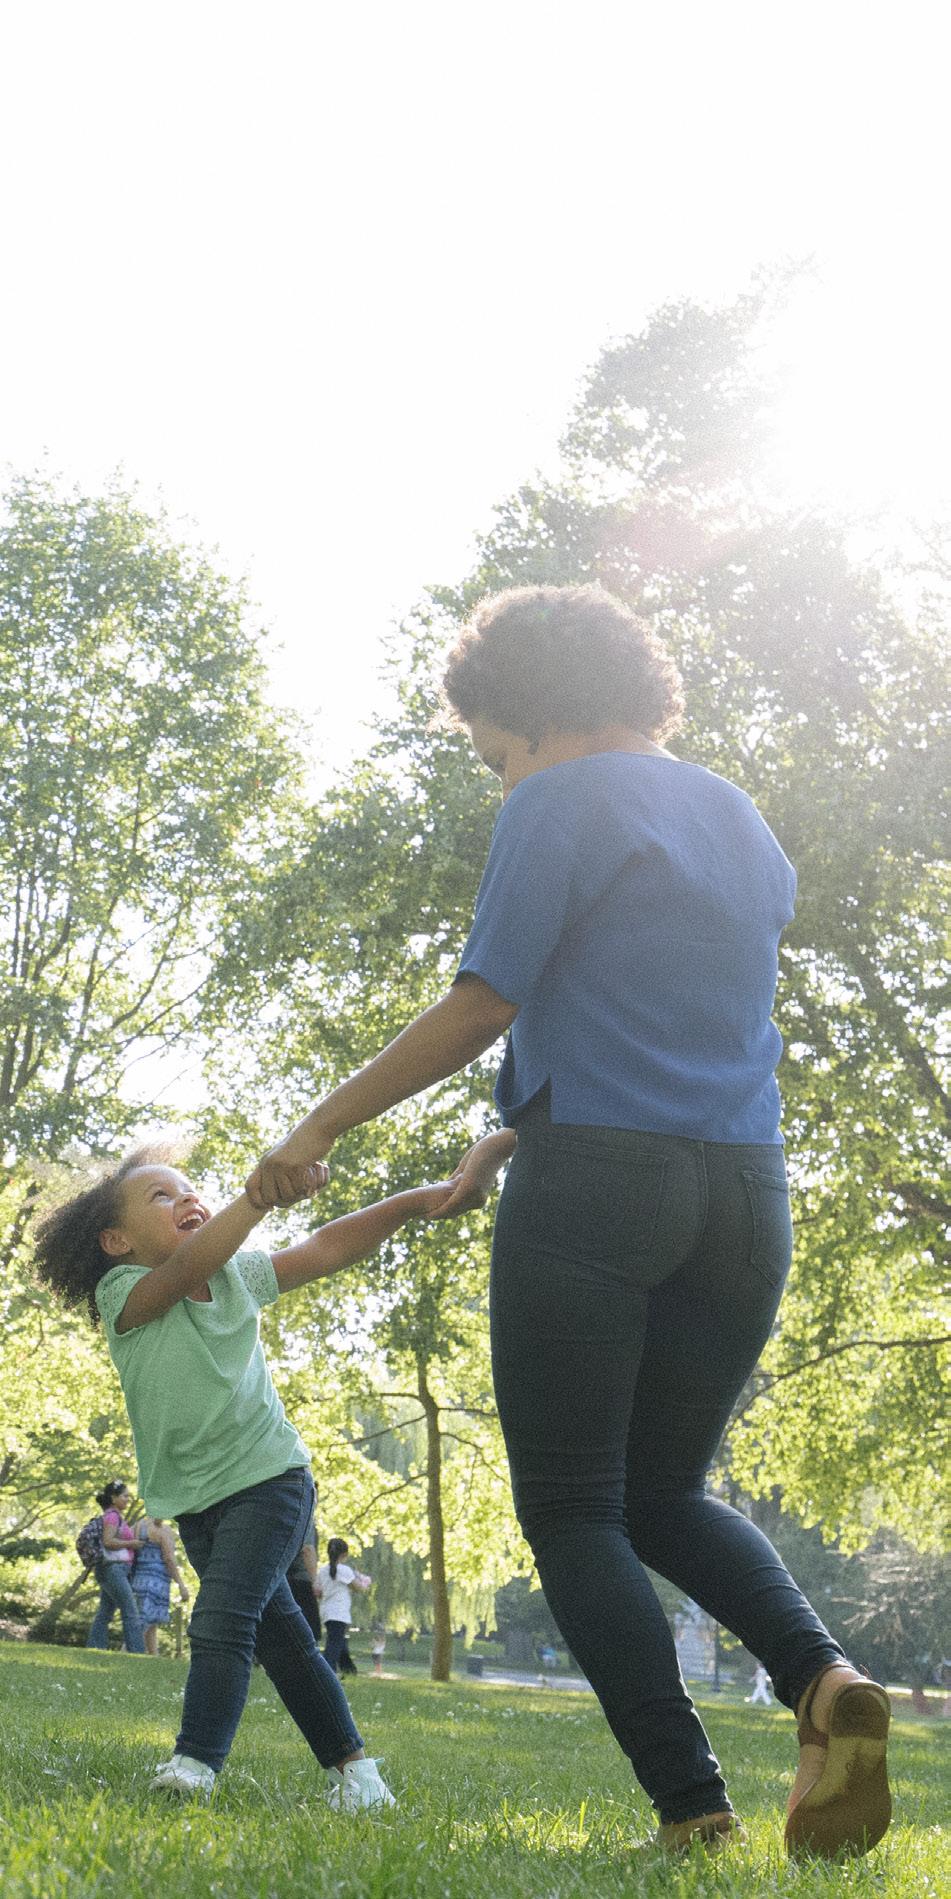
left=95, top=1250, right=310, bottom=1518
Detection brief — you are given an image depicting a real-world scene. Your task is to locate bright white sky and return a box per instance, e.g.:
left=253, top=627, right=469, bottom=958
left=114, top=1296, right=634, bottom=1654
left=2, top=2, right=948, bottom=778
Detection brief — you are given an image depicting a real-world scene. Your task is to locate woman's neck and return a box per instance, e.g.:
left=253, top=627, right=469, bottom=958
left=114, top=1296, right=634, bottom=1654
left=536, top=726, right=673, bottom=769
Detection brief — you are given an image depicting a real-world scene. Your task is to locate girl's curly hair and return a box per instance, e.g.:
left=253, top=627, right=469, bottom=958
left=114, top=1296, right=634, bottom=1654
left=34, top=1143, right=182, bottom=1325
left=442, top=584, right=685, bottom=746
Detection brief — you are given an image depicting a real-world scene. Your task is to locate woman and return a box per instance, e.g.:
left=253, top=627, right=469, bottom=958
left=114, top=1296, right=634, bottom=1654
left=86, top=1479, right=146, bottom=1655
left=248, top=584, right=891, bottom=1857
left=285, top=1509, right=322, bottom=1643
left=131, top=1517, right=190, bottom=1655
left=317, top=1539, right=371, bottom=1675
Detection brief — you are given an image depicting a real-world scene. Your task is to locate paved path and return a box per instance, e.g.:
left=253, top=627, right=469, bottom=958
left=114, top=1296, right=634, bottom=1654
left=471, top=1666, right=594, bottom=1693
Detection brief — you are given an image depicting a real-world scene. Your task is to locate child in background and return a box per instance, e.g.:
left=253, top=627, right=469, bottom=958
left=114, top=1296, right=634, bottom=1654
left=36, top=1146, right=455, bottom=1808
left=317, top=1538, right=371, bottom=1675
left=371, top=1623, right=387, bottom=1677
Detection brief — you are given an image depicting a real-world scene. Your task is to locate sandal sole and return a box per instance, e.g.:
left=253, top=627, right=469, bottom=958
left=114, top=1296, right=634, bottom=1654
left=785, top=1683, right=891, bottom=1858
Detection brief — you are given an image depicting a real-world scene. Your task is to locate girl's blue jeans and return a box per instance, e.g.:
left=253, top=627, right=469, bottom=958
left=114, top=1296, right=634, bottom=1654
left=86, top=1561, right=145, bottom=1653
left=491, top=1104, right=844, bottom=1826
left=175, top=1466, right=361, bottom=1774
left=323, top=1619, right=352, bottom=1674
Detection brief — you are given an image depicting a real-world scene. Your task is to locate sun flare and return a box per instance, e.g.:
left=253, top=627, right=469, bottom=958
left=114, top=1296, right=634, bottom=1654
left=758, top=272, right=950, bottom=518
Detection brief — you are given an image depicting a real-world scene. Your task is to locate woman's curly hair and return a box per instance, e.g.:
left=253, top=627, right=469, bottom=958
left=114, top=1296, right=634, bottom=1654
left=442, top=584, right=685, bottom=746
left=34, top=1143, right=181, bottom=1325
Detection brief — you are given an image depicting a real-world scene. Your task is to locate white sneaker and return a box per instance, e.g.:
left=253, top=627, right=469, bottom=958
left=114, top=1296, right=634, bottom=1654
left=325, top=1757, right=396, bottom=1812
left=150, top=1752, right=217, bottom=1798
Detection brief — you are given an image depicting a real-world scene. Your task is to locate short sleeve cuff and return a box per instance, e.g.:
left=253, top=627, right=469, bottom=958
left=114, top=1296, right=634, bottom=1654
left=96, top=1266, right=150, bottom=1333
left=232, top=1250, right=280, bottom=1309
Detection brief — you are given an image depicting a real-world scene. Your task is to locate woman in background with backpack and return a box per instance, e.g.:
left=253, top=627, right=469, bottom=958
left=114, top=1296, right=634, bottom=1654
left=85, top=1479, right=146, bottom=1654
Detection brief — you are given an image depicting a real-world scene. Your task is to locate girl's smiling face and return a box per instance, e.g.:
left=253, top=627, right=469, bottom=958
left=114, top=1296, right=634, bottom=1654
left=99, top=1165, right=210, bottom=1268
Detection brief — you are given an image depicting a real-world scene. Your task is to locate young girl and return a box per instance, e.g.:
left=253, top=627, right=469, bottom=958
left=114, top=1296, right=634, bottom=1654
left=131, top=1518, right=190, bottom=1655
left=36, top=1146, right=455, bottom=1807
left=317, top=1537, right=371, bottom=1675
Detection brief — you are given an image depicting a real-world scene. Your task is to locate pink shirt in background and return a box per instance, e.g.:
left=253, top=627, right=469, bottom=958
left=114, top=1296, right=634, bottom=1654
left=101, top=1508, right=136, bottom=1564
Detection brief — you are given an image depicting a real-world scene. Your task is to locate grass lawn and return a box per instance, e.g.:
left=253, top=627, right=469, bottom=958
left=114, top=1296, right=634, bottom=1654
left=0, top=1644, right=946, bottom=1897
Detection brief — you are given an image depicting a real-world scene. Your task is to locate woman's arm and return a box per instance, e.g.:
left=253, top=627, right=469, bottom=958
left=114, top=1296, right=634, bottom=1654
left=116, top=1173, right=328, bottom=1333
left=100, top=1516, right=133, bottom=1552
left=297, top=1542, right=320, bottom=1591
left=271, top=1182, right=456, bottom=1295
left=153, top=1525, right=189, bottom=1597
left=247, top=978, right=517, bottom=1207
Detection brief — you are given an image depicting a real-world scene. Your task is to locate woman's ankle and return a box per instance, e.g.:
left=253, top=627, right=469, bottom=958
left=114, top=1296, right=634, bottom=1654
left=795, top=1661, right=865, bottom=1723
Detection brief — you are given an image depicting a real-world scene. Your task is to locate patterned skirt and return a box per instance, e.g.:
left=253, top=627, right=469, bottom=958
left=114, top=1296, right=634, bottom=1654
left=131, top=1555, right=171, bottom=1626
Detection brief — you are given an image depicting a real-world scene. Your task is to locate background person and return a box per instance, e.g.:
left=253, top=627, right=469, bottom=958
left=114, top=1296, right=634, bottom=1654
left=317, top=1538, right=371, bottom=1676
left=747, top=1663, right=774, bottom=1707
left=86, top=1479, right=146, bottom=1655
left=132, top=1517, right=190, bottom=1655
left=286, top=1511, right=322, bottom=1644
left=371, top=1623, right=387, bottom=1677
left=248, top=583, right=891, bottom=1859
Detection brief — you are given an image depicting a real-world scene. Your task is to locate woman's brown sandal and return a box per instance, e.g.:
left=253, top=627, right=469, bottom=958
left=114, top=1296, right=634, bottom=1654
left=785, top=1668, right=891, bottom=1859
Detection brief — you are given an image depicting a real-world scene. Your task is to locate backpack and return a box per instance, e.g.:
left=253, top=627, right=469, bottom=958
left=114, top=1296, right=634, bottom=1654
left=75, top=1515, right=104, bottom=1569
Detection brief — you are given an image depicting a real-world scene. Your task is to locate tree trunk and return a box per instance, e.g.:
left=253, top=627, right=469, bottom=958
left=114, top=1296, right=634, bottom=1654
left=417, top=1356, right=452, bottom=1682
left=29, top=1567, right=96, bottom=1643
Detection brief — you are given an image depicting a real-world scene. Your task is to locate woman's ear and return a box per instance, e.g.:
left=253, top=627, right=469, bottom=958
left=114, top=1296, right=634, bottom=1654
left=99, top=1226, right=132, bottom=1259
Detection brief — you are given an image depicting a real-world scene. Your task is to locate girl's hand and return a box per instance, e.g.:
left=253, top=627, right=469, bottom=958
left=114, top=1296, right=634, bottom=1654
left=430, top=1130, right=517, bottom=1217
left=247, top=1127, right=334, bottom=1210
left=247, top=1154, right=331, bottom=1211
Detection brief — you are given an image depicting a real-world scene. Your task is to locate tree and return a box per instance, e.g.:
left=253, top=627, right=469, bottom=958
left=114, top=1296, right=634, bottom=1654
left=211, top=271, right=948, bottom=1569
left=0, top=472, right=299, bottom=1166
left=422, top=281, right=948, bottom=1548
left=0, top=472, right=303, bottom=1573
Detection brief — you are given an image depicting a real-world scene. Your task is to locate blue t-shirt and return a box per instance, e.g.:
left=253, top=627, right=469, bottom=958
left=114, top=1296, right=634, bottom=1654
left=457, top=753, right=796, bottom=1144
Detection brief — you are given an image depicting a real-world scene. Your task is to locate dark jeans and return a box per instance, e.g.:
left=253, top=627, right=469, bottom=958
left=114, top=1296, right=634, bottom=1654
left=491, top=1106, right=844, bottom=1826
left=324, top=1620, right=357, bottom=1674
left=86, top=1561, right=146, bottom=1653
left=175, top=1468, right=362, bottom=1774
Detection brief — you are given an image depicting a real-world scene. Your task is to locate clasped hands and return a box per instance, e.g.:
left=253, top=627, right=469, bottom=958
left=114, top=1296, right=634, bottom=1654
left=245, top=1124, right=516, bottom=1217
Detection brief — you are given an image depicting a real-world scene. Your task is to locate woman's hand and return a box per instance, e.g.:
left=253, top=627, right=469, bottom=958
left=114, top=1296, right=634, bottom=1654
left=246, top=1121, right=334, bottom=1211
left=431, top=1130, right=518, bottom=1217
left=178, top=1583, right=190, bottom=1604
left=405, top=1180, right=459, bottom=1219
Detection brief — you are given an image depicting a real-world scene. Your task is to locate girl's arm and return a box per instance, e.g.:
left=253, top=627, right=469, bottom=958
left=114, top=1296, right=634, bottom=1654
left=271, top=1181, right=456, bottom=1295
left=116, top=1173, right=328, bottom=1333
left=247, top=977, right=517, bottom=1206
left=351, top=1571, right=372, bottom=1592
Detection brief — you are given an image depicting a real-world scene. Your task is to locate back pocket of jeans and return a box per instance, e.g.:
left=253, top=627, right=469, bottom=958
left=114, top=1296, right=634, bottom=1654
left=742, top=1168, right=793, bottom=1287
left=529, top=1143, right=668, bottom=1263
